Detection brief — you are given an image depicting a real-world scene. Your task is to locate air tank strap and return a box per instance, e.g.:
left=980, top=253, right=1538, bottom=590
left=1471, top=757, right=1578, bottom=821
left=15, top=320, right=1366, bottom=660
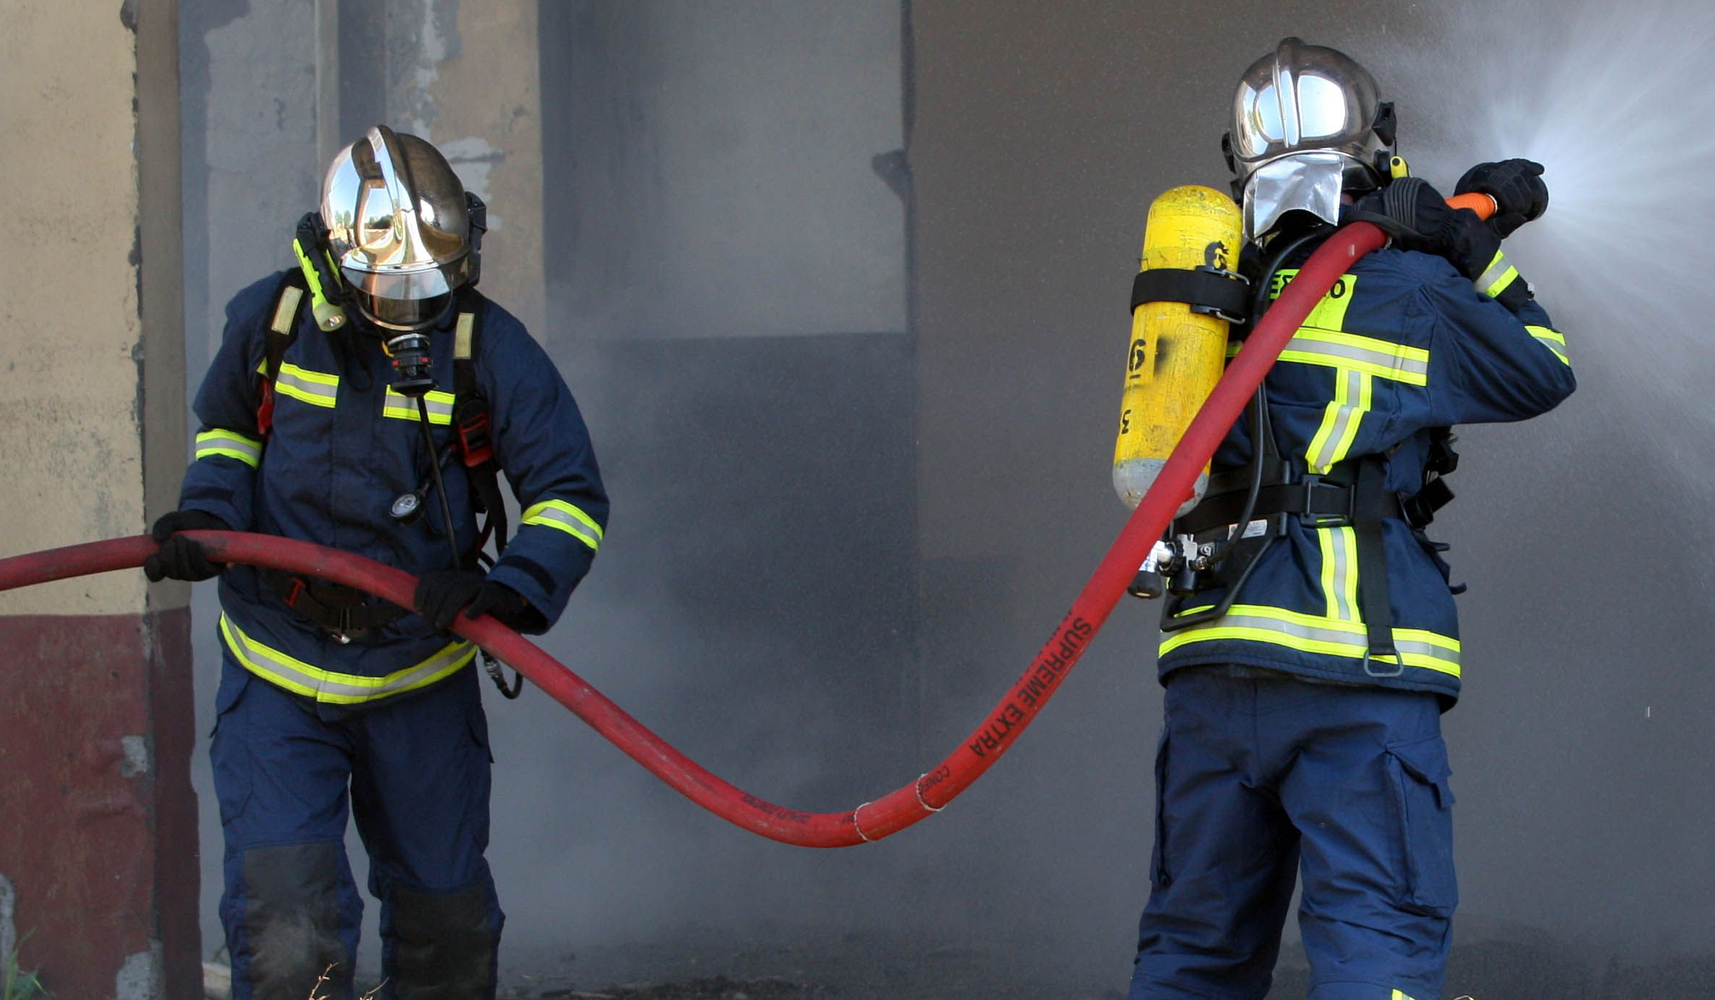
left=1351, top=457, right=1400, bottom=670
left=1130, top=267, right=1251, bottom=323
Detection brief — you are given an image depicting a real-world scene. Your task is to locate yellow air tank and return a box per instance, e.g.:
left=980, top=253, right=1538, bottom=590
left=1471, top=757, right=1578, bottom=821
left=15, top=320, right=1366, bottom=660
left=1113, top=185, right=1244, bottom=515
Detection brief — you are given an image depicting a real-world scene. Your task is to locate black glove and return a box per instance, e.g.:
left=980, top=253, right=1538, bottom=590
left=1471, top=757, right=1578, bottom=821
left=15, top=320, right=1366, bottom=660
left=1455, top=158, right=1548, bottom=238
left=143, top=510, right=229, bottom=582
left=414, top=569, right=531, bottom=633
left=1347, top=177, right=1500, bottom=282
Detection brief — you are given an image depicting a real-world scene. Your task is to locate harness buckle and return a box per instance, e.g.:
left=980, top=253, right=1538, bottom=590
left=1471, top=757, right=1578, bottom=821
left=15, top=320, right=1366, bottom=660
left=1297, top=475, right=1355, bottom=529
left=1187, top=265, right=1251, bottom=325
left=329, top=607, right=362, bottom=645
left=454, top=399, right=494, bottom=468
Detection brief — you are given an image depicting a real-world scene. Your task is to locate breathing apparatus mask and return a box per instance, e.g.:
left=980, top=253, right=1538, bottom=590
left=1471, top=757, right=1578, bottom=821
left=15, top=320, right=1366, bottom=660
left=1222, top=37, right=1397, bottom=241
left=291, top=125, right=487, bottom=398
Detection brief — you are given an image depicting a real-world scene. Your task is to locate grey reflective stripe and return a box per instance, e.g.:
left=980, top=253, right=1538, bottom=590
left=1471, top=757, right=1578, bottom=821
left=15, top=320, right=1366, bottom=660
left=419, top=394, right=454, bottom=423
left=383, top=387, right=455, bottom=424
left=1284, top=336, right=1430, bottom=381
left=1394, top=633, right=1461, bottom=663
left=523, top=504, right=601, bottom=550
left=196, top=429, right=263, bottom=466
left=1309, top=368, right=1366, bottom=471
left=274, top=365, right=338, bottom=407
left=221, top=614, right=475, bottom=703
left=1166, top=611, right=1461, bottom=673
left=1474, top=251, right=1513, bottom=294
left=1529, top=327, right=1570, bottom=364
left=1328, top=530, right=1356, bottom=621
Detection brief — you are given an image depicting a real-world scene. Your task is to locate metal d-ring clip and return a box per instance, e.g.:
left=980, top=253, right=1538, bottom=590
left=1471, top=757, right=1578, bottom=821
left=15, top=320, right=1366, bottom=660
left=1361, top=648, right=1404, bottom=678
left=1187, top=265, right=1250, bottom=325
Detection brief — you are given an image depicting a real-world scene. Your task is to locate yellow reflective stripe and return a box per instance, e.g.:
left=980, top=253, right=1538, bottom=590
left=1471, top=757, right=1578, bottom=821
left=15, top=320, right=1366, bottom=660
left=273, top=363, right=339, bottom=408
left=1305, top=368, right=1372, bottom=473
left=1317, top=529, right=1339, bottom=619
left=1159, top=603, right=1461, bottom=677
left=270, top=285, right=303, bottom=334
left=1317, top=526, right=1360, bottom=621
left=1392, top=991, right=1420, bottom=1000
left=382, top=387, right=456, bottom=425
left=219, top=614, right=475, bottom=704
left=521, top=499, right=603, bottom=552
left=1279, top=329, right=1429, bottom=385
left=1526, top=324, right=1570, bottom=366
left=1268, top=269, right=1358, bottom=330
left=1476, top=249, right=1521, bottom=299
left=195, top=428, right=263, bottom=468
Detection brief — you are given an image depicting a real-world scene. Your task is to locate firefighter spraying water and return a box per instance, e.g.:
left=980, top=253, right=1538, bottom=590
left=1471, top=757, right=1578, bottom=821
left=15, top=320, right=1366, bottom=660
left=1114, top=38, right=1572, bottom=1000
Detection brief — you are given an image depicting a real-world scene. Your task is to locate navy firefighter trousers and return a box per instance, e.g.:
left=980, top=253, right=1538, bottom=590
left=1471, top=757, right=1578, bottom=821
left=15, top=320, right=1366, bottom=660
left=1129, top=667, right=1455, bottom=1000
left=211, top=653, right=502, bottom=1000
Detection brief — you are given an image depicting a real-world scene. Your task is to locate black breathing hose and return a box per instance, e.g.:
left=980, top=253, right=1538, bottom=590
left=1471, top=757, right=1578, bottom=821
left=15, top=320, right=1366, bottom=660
left=1195, top=224, right=1331, bottom=571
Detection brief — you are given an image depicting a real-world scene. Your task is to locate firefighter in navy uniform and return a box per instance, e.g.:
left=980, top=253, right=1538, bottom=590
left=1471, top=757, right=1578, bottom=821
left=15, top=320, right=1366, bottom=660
left=144, top=127, right=607, bottom=999
left=1126, top=40, right=1574, bottom=1000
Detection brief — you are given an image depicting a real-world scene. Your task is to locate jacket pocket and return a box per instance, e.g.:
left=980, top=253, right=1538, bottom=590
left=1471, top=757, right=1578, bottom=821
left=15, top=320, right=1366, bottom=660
left=1385, top=734, right=1458, bottom=916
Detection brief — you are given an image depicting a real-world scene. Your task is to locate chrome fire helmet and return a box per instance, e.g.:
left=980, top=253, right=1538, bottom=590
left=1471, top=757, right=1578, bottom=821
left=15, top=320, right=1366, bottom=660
left=320, top=126, right=478, bottom=331
left=1223, top=37, right=1397, bottom=239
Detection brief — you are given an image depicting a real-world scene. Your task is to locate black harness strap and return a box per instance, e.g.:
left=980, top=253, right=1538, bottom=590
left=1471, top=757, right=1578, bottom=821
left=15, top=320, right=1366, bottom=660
left=449, top=291, right=523, bottom=699
left=1352, top=456, right=1401, bottom=669
left=1131, top=267, right=1251, bottom=322
left=259, top=568, right=409, bottom=642
left=257, top=271, right=309, bottom=436
left=1170, top=453, right=1413, bottom=665
left=1173, top=479, right=1385, bottom=536
left=451, top=291, right=508, bottom=563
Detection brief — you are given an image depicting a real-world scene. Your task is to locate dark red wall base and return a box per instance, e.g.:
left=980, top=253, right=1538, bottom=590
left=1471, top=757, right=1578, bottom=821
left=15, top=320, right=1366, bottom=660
left=0, top=607, right=199, bottom=1000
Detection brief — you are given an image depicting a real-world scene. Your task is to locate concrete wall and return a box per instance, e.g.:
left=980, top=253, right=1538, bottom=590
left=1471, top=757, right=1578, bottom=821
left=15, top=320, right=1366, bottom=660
left=540, top=2, right=907, bottom=342
left=0, top=1, right=195, bottom=997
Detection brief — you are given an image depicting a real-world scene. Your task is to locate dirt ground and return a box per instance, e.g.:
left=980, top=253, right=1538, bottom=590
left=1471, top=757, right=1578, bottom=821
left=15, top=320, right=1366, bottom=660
left=493, top=929, right=1715, bottom=1000
left=496, top=929, right=1122, bottom=1000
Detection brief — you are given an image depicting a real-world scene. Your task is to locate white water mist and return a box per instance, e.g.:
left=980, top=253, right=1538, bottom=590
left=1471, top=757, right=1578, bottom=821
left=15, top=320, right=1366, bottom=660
left=1380, top=0, right=1715, bottom=441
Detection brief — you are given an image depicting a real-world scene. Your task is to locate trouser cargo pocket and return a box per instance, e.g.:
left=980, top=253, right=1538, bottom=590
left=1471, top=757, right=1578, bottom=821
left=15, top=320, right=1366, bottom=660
left=1385, top=734, right=1457, bottom=917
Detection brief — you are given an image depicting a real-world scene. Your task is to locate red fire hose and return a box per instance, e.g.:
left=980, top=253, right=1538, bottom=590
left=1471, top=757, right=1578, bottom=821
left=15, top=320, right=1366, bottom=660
left=0, top=219, right=1400, bottom=847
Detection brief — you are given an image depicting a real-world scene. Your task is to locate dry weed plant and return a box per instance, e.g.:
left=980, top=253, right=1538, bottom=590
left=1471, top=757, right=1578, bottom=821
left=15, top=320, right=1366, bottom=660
left=305, top=963, right=385, bottom=1000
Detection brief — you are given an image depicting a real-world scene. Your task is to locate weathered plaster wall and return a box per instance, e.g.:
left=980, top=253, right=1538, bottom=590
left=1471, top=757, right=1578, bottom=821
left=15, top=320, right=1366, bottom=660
left=384, top=0, right=546, bottom=331
left=0, top=1, right=161, bottom=615
left=0, top=1, right=195, bottom=997
left=192, top=0, right=321, bottom=370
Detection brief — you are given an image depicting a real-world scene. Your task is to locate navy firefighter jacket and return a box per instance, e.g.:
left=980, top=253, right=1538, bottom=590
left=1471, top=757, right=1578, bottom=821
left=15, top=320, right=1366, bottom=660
left=1155, top=241, right=1575, bottom=703
left=178, top=271, right=608, bottom=707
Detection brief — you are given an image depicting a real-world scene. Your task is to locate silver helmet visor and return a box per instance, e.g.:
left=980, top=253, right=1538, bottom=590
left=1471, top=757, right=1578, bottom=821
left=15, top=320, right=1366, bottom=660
left=1242, top=152, right=1348, bottom=239
left=340, top=257, right=470, bottom=331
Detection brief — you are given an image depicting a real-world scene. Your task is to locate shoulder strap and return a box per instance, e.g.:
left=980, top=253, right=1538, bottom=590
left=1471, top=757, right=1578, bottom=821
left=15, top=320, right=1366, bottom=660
left=449, top=290, right=509, bottom=557
left=266, top=270, right=307, bottom=379
left=257, top=271, right=308, bottom=437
